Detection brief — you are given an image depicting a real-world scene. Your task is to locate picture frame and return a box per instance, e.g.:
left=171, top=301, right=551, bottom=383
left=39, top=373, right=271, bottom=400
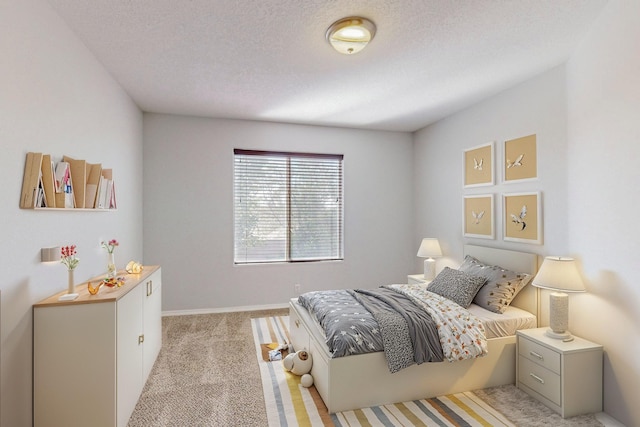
left=503, top=192, right=542, bottom=244
left=463, top=142, right=494, bottom=187
left=463, top=194, right=494, bottom=239
left=504, top=134, right=537, bottom=183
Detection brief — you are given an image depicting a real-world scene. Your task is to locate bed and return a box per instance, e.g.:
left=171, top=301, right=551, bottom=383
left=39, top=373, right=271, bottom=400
left=288, top=245, right=539, bottom=413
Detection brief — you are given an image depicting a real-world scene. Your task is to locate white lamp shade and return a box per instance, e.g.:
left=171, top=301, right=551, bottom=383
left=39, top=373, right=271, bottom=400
left=416, top=238, right=442, bottom=258
left=532, top=257, right=586, bottom=293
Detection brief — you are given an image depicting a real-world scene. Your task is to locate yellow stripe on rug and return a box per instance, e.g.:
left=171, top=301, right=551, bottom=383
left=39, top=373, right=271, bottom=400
left=252, top=316, right=516, bottom=427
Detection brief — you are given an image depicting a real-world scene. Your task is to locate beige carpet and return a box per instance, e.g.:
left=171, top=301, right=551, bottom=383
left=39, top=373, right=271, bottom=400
left=474, top=386, right=602, bottom=426
left=127, top=310, right=602, bottom=426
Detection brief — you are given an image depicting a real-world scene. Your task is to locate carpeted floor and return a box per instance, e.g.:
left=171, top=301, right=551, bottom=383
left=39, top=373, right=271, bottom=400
left=127, top=310, right=603, bottom=426
left=474, top=386, right=602, bottom=426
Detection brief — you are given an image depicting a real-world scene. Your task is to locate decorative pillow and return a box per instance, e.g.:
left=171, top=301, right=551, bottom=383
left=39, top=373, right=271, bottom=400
left=459, top=255, right=533, bottom=314
left=426, top=267, right=487, bottom=308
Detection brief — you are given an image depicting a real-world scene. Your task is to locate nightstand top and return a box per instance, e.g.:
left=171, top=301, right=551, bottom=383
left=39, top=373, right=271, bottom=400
left=407, top=274, right=431, bottom=286
left=517, top=327, right=603, bottom=354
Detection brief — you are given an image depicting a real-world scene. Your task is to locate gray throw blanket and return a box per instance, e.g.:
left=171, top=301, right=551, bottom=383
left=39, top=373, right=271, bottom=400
left=348, top=286, right=444, bottom=373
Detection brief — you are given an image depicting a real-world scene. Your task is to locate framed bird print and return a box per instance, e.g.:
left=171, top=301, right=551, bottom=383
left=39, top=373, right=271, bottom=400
left=503, top=192, right=542, bottom=244
left=464, top=142, right=494, bottom=187
left=504, top=134, right=537, bottom=183
left=463, top=194, right=494, bottom=239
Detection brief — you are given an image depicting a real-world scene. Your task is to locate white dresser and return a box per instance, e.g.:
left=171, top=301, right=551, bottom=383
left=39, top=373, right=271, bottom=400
left=516, top=327, right=603, bottom=418
left=33, top=266, right=162, bottom=427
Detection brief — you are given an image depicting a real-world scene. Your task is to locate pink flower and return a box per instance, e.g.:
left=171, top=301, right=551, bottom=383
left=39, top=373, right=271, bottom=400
left=101, top=239, right=119, bottom=253
left=60, top=245, right=79, bottom=270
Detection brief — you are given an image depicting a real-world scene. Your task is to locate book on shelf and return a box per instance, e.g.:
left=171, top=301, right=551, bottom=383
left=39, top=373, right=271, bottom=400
left=20, top=152, right=43, bottom=209
left=97, top=168, right=115, bottom=209
left=85, top=163, right=102, bottom=208
left=110, top=182, right=117, bottom=209
left=41, top=154, right=56, bottom=208
left=63, top=156, right=86, bottom=208
left=54, top=161, right=74, bottom=208
left=35, top=179, right=47, bottom=208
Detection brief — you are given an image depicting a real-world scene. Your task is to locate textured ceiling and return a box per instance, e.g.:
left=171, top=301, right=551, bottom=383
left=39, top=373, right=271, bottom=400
left=46, top=0, right=607, bottom=132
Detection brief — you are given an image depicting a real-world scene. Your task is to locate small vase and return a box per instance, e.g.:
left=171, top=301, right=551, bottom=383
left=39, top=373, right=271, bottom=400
left=107, top=252, right=116, bottom=279
left=68, top=269, right=75, bottom=294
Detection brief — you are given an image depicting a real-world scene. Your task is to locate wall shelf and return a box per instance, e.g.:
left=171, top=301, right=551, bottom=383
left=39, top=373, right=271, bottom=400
left=20, top=152, right=117, bottom=210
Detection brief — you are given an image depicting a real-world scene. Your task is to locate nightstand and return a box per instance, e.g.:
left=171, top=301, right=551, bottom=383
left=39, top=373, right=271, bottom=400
left=407, top=274, right=429, bottom=286
left=516, top=328, right=603, bottom=418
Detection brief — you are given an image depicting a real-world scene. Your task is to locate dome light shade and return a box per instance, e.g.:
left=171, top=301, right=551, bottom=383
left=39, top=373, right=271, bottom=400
left=326, top=17, right=376, bottom=55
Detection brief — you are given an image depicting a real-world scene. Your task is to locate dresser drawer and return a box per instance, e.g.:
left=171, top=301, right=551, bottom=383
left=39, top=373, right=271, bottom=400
left=519, top=356, right=561, bottom=406
left=519, top=336, right=561, bottom=374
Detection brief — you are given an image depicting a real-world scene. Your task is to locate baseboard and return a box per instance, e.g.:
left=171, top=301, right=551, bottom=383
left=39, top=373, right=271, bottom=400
left=162, top=302, right=289, bottom=317
left=595, top=412, right=627, bottom=427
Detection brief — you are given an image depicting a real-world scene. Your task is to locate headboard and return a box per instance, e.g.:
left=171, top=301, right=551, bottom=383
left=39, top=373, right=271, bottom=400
left=463, top=245, right=539, bottom=319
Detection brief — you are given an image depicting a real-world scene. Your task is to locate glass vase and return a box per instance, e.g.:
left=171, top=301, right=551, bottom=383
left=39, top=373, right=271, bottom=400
left=107, top=252, right=116, bottom=279
left=67, top=268, right=75, bottom=294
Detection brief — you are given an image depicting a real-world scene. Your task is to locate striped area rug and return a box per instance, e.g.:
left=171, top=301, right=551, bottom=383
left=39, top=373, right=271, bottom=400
left=251, top=316, right=515, bottom=427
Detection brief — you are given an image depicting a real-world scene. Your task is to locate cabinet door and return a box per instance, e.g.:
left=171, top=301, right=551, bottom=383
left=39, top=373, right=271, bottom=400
left=143, top=269, right=162, bottom=380
left=116, top=283, right=144, bottom=427
left=35, top=303, right=117, bottom=427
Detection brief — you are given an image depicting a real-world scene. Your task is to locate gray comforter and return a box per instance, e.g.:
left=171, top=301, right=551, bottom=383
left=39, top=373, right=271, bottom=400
left=349, top=287, right=444, bottom=372
left=298, top=286, right=445, bottom=373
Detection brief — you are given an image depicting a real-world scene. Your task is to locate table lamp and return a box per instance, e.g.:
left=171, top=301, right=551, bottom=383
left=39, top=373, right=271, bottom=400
left=416, top=238, right=442, bottom=281
left=532, top=256, right=586, bottom=340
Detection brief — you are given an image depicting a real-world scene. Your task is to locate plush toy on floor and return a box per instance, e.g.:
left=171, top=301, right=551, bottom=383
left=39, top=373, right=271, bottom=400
left=283, top=350, right=314, bottom=387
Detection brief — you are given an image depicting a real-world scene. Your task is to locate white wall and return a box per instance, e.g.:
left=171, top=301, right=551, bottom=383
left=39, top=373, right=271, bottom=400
left=143, top=114, right=415, bottom=312
left=566, top=2, right=640, bottom=426
left=413, top=66, right=569, bottom=265
left=0, top=0, right=143, bottom=425
left=414, top=4, right=640, bottom=424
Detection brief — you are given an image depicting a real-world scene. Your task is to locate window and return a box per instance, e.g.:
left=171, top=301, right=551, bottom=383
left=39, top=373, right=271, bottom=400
left=234, top=149, right=344, bottom=264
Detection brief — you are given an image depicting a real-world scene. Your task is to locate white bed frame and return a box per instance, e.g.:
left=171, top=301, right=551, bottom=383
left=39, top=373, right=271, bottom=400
left=288, top=245, right=539, bottom=413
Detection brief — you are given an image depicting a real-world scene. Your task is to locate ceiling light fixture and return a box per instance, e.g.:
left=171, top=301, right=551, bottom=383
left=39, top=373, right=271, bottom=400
left=326, top=17, right=376, bottom=55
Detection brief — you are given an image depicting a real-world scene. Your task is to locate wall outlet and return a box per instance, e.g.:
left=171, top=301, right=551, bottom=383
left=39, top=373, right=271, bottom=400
left=294, top=284, right=301, bottom=295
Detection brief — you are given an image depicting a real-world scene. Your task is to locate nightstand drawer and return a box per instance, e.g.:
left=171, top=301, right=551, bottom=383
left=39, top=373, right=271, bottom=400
left=519, top=336, right=560, bottom=374
left=519, top=356, right=561, bottom=406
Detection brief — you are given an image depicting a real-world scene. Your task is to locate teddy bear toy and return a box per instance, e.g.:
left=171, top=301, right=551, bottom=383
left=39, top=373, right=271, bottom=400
left=283, top=350, right=314, bottom=387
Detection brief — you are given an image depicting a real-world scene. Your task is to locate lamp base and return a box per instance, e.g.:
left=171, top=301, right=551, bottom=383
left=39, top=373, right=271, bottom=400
left=544, top=328, right=573, bottom=340
left=423, top=258, right=436, bottom=281
left=58, top=293, right=79, bottom=301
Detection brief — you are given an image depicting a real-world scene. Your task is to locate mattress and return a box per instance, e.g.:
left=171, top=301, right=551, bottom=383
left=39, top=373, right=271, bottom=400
left=467, top=303, right=536, bottom=339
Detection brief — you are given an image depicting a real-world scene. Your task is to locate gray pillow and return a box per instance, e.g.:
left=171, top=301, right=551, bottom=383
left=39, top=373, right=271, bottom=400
left=459, top=255, right=533, bottom=314
left=427, top=267, right=487, bottom=308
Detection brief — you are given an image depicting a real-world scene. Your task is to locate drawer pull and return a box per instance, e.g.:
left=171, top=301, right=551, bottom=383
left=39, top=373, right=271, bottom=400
left=295, top=319, right=300, bottom=328
left=529, top=351, right=544, bottom=360
left=529, top=373, right=545, bottom=384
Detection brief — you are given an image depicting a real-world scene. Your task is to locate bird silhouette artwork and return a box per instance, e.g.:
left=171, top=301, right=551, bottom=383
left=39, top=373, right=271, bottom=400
left=506, top=154, right=524, bottom=168
left=473, top=158, right=483, bottom=170
left=510, top=205, right=527, bottom=230
left=472, top=210, right=485, bottom=224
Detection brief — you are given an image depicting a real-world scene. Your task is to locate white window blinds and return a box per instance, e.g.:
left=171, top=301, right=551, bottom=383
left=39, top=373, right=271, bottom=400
left=234, top=150, right=344, bottom=264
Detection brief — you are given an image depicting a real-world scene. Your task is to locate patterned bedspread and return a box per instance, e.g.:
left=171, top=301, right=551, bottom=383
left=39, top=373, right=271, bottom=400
left=297, top=284, right=488, bottom=371
left=389, top=284, right=488, bottom=362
